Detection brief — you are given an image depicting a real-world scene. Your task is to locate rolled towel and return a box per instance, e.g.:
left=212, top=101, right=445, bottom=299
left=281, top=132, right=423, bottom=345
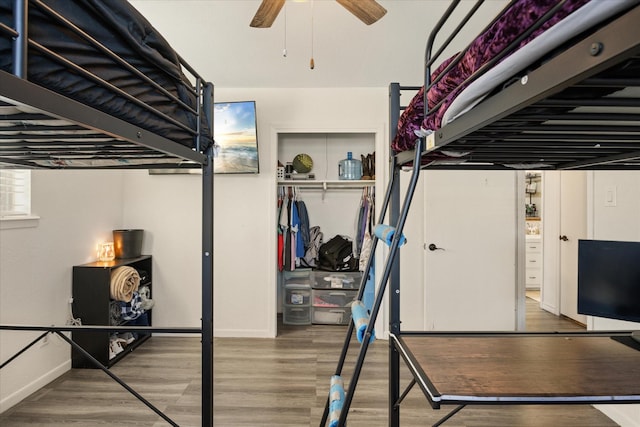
left=329, top=375, right=345, bottom=427
left=110, top=266, right=140, bottom=302
left=373, top=224, right=407, bottom=247
left=351, top=300, right=375, bottom=344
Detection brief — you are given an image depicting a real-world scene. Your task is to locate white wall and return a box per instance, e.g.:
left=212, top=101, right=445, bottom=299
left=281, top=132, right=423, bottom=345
left=0, top=170, right=123, bottom=412
left=590, top=171, right=640, bottom=427
left=117, top=87, right=389, bottom=338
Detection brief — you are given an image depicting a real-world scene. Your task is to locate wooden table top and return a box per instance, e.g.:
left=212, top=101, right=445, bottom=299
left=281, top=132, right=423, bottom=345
left=395, top=333, right=640, bottom=406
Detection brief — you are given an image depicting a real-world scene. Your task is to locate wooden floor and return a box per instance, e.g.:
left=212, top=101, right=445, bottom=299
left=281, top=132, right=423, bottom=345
left=0, top=295, right=620, bottom=426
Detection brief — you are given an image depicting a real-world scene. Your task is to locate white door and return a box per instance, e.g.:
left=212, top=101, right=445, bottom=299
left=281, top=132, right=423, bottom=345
left=541, top=171, right=588, bottom=324
left=559, top=171, right=587, bottom=324
left=409, top=170, right=520, bottom=331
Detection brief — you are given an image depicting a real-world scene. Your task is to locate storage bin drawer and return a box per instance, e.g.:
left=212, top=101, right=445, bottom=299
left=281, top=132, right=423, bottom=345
left=312, top=307, right=350, bottom=325
left=283, top=306, right=311, bottom=325
left=312, top=289, right=356, bottom=308
left=283, top=269, right=314, bottom=286
left=284, top=285, right=311, bottom=306
left=313, top=271, right=362, bottom=289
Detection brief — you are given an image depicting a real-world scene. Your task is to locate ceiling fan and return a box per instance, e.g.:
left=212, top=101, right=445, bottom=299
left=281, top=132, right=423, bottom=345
left=250, top=0, right=387, bottom=28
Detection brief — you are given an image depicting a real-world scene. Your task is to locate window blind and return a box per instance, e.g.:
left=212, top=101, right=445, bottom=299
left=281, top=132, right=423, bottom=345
left=0, top=170, right=31, bottom=217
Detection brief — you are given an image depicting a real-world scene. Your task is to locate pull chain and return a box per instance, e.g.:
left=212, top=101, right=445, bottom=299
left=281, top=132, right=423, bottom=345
left=310, top=0, right=315, bottom=69
left=282, top=2, right=287, bottom=57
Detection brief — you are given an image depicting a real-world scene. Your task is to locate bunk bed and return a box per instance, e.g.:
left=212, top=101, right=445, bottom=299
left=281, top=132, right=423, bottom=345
left=324, top=1, right=640, bottom=426
left=0, top=1, right=214, bottom=426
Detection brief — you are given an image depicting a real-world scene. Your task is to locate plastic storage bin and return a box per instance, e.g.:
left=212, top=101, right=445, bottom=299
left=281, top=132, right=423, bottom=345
left=312, top=307, right=350, bottom=325
left=282, top=275, right=312, bottom=325
left=283, top=306, right=312, bottom=325
left=312, top=289, right=356, bottom=308
left=313, top=271, right=362, bottom=289
left=284, top=284, right=311, bottom=306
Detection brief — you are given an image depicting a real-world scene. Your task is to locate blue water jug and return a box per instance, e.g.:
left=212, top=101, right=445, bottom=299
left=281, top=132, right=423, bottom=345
left=338, top=152, right=362, bottom=180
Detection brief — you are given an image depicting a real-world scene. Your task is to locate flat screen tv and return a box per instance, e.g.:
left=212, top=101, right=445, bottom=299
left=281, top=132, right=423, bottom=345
left=577, top=239, right=640, bottom=325
left=213, top=101, right=259, bottom=174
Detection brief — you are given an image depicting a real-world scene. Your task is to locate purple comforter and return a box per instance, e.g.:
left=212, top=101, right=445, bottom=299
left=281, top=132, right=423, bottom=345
left=392, top=0, right=590, bottom=153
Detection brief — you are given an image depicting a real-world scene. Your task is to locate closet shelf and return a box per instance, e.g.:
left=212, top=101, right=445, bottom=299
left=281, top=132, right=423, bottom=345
left=278, top=180, right=375, bottom=189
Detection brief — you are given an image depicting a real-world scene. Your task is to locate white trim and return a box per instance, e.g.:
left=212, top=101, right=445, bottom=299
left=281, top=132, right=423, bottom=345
left=0, top=214, right=40, bottom=230
left=0, top=360, right=70, bottom=413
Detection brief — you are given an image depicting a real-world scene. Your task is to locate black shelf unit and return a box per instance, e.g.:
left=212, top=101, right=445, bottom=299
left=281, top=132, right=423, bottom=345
left=71, top=256, right=152, bottom=368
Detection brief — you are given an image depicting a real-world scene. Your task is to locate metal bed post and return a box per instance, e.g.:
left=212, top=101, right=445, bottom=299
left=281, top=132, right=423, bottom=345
left=12, top=0, right=27, bottom=78
left=387, top=139, right=424, bottom=427
left=201, top=82, right=215, bottom=427
left=388, top=82, right=402, bottom=427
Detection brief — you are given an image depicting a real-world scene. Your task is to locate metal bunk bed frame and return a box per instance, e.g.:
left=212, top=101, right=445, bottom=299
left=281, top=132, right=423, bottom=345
left=0, top=1, right=214, bottom=426
left=322, top=1, right=640, bottom=426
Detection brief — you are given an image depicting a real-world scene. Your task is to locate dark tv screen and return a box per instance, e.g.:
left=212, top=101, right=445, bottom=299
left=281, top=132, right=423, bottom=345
left=577, top=239, right=640, bottom=323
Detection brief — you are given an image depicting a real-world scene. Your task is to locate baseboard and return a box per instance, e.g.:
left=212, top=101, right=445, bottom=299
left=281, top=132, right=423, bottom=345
left=214, top=328, right=275, bottom=338
left=594, top=404, right=640, bottom=427
left=0, top=360, right=70, bottom=414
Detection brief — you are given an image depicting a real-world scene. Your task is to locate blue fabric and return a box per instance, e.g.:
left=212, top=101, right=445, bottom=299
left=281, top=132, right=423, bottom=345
left=291, top=200, right=305, bottom=259
left=296, top=200, right=310, bottom=250
left=351, top=300, right=375, bottom=344
left=374, top=224, right=407, bottom=247
left=363, top=264, right=375, bottom=313
left=329, top=375, right=344, bottom=427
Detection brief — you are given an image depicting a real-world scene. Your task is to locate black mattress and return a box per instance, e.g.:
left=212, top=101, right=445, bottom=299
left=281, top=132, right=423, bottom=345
left=0, top=0, right=213, bottom=152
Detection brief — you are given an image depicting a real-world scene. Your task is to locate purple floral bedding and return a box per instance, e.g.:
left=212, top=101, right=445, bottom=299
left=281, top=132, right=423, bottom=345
left=392, top=0, right=590, bottom=153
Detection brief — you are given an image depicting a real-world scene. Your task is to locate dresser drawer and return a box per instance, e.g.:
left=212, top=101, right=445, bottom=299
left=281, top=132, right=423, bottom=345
left=526, top=240, right=542, bottom=253
left=525, top=268, right=542, bottom=286
left=525, top=252, right=542, bottom=267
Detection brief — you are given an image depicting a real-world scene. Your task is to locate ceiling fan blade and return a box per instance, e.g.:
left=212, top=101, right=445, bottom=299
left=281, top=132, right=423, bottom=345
left=335, top=0, right=387, bottom=25
left=250, top=0, right=286, bottom=28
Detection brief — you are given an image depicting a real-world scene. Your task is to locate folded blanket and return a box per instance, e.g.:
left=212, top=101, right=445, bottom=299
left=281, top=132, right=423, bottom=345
left=110, top=266, right=140, bottom=302
left=119, top=291, right=144, bottom=320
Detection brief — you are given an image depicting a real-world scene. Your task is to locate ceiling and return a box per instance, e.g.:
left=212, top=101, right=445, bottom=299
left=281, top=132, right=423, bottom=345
left=129, top=0, right=507, bottom=89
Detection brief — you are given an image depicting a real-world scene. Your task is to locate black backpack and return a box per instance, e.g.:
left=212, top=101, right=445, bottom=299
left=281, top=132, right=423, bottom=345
left=317, top=235, right=358, bottom=272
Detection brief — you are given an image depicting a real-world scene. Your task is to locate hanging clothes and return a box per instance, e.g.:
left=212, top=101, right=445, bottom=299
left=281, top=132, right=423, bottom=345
left=277, top=185, right=315, bottom=271
left=356, top=188, right=375, bottom=271
left=277, top=186, right=286, bottom=271
left=354, top=186, right=375, bottom=260
left=296, top=198, right=311, bottom=253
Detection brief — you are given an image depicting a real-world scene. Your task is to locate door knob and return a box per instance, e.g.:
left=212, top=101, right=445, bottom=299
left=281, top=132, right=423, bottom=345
left=559, top=235, right=569, bottom=241
left=427, top=243, right=444, bottom=251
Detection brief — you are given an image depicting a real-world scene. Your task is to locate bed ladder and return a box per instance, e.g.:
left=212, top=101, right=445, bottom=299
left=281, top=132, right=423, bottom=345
left=320, top=137, right=424, bottom=427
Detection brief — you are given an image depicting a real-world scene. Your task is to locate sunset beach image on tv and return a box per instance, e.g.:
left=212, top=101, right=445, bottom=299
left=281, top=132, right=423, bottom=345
left=213, top=101, right=259, bottom=174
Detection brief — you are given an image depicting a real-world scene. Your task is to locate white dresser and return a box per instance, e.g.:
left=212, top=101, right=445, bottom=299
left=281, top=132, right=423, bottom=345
left=525, top=236, right=542, bottom=289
